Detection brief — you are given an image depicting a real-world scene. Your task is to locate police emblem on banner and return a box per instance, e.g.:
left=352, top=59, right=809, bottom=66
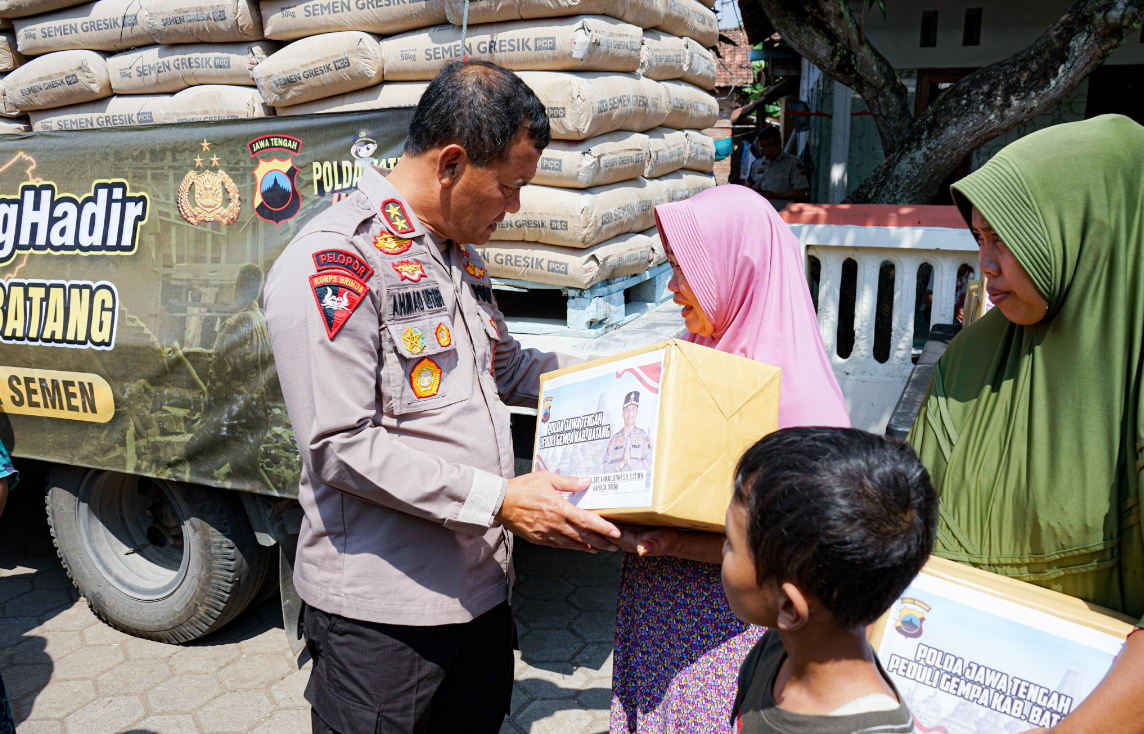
left=309, top=272, right=368, bottom=340
left=177, top=139, right=240, bottom=225
left=410, top=357, right=442, bottom=398
left=541, top=396, right=553, bottom=423
left=893, top=597, right=931, bottom=639
left=248, top=134, right=303, bottom=227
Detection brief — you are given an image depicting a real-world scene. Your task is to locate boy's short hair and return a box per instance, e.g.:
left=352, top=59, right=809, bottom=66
left=732, top=427, right=937, bottom=628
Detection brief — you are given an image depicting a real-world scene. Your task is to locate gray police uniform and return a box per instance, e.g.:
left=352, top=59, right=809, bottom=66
left=748, top=151, right=809, bottom=212
left=602, top=427, right=654, bottom=474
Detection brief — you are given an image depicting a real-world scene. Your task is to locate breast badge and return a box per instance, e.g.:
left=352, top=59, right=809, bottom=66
left=402, top=326, right=426, bottom=355
left=381, top=198, right=415, bottom=234
left=391, top=259, right=427, bottom=282
left=409, top=357, right=442, bottom=398
left=435, top=322, right=451, bottom=347
left=177, top=141, right=240, bottom=226
left=374, top=232, right=412, bottom=255
left=463, top=261, right=487, bottom=279
left=309, top=272, right=368, bottom=340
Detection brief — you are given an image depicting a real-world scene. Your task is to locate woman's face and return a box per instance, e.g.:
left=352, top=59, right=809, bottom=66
left=664, top=238, right=716, bottom=337
left=971, top=207, right=1049, bottom=325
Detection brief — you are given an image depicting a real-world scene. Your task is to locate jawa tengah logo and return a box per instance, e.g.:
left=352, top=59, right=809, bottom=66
left=0, top=180, right=148, bottom=266
left=248, top=134, right=302, bottom=227
left=177, top=138, right=241, bottom=226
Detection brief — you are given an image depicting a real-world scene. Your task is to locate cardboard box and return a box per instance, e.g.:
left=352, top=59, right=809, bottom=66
left=532, top=339, right=781, bottom=531
left=869, top=556, right=1137, bottom=731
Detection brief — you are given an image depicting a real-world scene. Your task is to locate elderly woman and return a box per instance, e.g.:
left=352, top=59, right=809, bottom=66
left=610, top=185, right=849, bottom=733
left=909, top=114, right=1144, bottom=734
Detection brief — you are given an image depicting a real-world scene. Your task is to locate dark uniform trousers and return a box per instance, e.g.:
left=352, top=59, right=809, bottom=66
left=305, top=602, right=515, bottom=734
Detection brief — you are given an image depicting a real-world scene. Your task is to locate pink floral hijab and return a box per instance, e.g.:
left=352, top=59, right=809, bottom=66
left=654, top=185, right=850, bottom=429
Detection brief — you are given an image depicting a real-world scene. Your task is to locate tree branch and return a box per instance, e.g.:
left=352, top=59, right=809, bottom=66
left=847, top=0, right=1143, bottom=204
left=749, top=0, right=912, bottom=156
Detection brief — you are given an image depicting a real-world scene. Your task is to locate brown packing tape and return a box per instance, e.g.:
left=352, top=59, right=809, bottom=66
left=254, top=30, right=383, bottom=107
left=260, top=0, right=447, bottom=41
left=13, top=0, right=153, bottom=56
left=493, top=177, right=663, bottom=248
left=661, top=78, right=717, bottom=129
left=0, top=29, right=23, bottom=71
left=654, top=0, right=717, bottom=48
left=108, top=41, right=279, bottom=94
left=478, top=229, right=656, bottom=288
left=142, top=0, right=263, bottom=44
left=443, top=0, right=667, bottom=30
left=681, top=37, right=715, bottom=90
left=516, top=70, right=669, bottom=140
left=158, top=84, right=270, bottom=123
left=682, top=129, right=715, bottom=172
left=274, top=80, right=427, bottom=115
left=643, top=126, right=687, bottom=178
left=0, top=0, right=88, bottom=18
left=28, top=93, right=166, bottom=129
left=3, top=49, right=110, bottom=111
left=532, top=130, right=649, bottom=189
left=380, top=15, right=641, bottom=81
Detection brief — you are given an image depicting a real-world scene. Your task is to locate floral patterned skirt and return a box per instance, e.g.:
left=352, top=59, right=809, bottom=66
left=610, top=554, right=763, bottom=734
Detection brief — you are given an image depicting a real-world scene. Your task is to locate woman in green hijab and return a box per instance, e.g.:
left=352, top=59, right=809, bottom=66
left=909, top=114, right=1144, bottom=734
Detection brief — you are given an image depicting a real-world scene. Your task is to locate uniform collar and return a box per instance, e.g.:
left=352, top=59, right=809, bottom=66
left=358, top=166, right=427, bottom=239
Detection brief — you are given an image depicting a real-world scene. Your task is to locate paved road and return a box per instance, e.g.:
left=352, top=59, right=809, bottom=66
left=0, top=468, right=622, bottom=734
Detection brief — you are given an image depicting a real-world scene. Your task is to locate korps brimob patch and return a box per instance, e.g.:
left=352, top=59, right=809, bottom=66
left=310, top=272, right=368, bottom=340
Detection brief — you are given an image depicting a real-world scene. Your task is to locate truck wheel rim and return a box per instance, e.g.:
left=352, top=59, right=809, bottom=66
left=77, top=472, right=191, bottom=601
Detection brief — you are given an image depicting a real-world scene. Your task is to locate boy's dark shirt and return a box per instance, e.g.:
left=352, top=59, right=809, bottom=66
left=731, top=631, right=914, bottom=734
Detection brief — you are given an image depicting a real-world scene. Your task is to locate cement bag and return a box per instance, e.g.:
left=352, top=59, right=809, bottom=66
left=0, top=31, right=22, bottom=70
left=532, top=131, right=648, bottom=189
left=682, top=129, right=714, bottom=172
left=159, top=84, right=270, bottom=122
left=443, top=0, right=665, bottom=30
left=28, top=93, right=164, bottom=129
left=478, top=229, right=655, bottom=288
left=275, top=80, right=425, bottom=115
left=143, top=0, right=263, bottom=44
left=0, top=74, right=18, bottom=115
left=643, top=126, right=686, bottom=178
left=638, top=29, right=685, bottom=81
left=516, top=71, right=668, bottom=140
left=3, top=49, right=110, bottom=111
left=254, top=31, right=383, bottom=107
left=381, top=15, right=640, bottom=81
left=0, top=0, right=88, bottom=19
left=654, top=0, right=717, bottom=48
left=261, top=0, right=446, bottom=41
left=0, top=116, right=27, bottom=131
left=646, top=225, right=666, bottom=266
left=109, top=41, right=278, bottom=94
left=661, top=78, right=716, bottom=129
left=681, top=37, right=715, bottom=89
left=13, top=0, right=152, bottom=56
left=493, top=177, right=661, bottom=248
left=654, top=169, right=715, bottom=203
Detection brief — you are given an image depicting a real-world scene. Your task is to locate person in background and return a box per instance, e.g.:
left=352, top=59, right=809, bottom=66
left=0, top=439, right=20, bottom=734
left=748, top=127, right=808, bottom=212
left=908, top=115, right=1144, bottom=734
left=610, top=185, right=850, bottom=733
left=724, top=427, right=936, bottom=734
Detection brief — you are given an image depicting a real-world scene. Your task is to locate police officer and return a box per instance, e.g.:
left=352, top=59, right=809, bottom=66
left=264, top=61, right=622, bottom=734
left=748, top=126, right=808, bottom=212
left=602, top=391, right=654, bottom=479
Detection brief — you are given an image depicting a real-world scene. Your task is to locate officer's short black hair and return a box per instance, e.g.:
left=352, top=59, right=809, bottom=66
left=404, top=60, right=551, bottom=167
left=732, top=427, right=937, bottom=629
left=757, top=126, right=782, bottom=146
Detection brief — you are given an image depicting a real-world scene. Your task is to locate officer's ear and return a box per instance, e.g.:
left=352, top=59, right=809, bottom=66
left=436, top=144, right=468, bottom=189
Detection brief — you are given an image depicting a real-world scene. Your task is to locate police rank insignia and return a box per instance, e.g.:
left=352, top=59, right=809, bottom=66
left=402, top=326, right=426, bottom=354
left=177, top=140, right=241, bottom=226
left=381, top=198, right=415, bottom=234
left=309, top=272, right=368, bottom=340
left=435, top=322, right=451, bottom=347
left=463, top=261, right=487, bottom=279
left=374, top=232, right=412, bottom=256
left=409, top=357, right=442, bottom=398
left=391, top=259, right=427, bottom=282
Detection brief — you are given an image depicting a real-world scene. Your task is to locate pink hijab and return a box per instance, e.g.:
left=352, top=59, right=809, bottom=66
left=654, top=185, right=850, bottom=429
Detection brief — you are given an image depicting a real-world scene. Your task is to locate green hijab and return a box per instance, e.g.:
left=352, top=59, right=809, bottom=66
left=908, top=115, right=1144, bottom=623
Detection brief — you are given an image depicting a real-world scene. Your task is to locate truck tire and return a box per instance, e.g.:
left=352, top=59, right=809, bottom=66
left=45, top=466, right=271, bottom=643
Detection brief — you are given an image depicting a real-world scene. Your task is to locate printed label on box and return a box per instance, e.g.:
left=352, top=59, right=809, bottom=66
left=536, top=350, right=664, bottom=510
left=877, top=572, right=1125, bottom=732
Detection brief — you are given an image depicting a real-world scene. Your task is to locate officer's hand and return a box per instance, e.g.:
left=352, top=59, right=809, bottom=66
left=497, top=472, right=621, bottom=553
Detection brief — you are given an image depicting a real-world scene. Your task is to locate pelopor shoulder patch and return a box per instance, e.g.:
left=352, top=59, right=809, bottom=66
left=310, top=272, right=368, bottom=340
left=409, top=357, right=442, bottom=398
left=313, top=249, right=374, bottom=281
left=374, top=232, right=411, bottom=255
left=381, top=198, right=415, bottom=235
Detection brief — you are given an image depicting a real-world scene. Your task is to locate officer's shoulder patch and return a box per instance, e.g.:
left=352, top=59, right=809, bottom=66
left=381, top=198, right=416, bottom=235
left=313, top=249, right=374, bottom=281
left=309, top=272, right=369, bottom=340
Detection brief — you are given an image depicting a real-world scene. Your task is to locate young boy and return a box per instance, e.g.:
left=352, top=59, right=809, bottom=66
left=722, top=427, right=936, bottom=734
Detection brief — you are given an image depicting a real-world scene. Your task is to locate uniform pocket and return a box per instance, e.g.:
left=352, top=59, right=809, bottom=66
left=381, top=316, right=467, bottom=415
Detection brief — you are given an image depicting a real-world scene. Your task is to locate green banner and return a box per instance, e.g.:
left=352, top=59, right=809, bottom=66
left=0, top=108, right=415, bottom=498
